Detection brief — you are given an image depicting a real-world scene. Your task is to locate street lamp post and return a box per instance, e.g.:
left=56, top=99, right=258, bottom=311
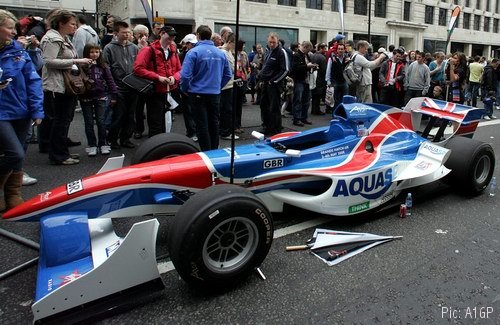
left=368, top=0, right=372, bottom=43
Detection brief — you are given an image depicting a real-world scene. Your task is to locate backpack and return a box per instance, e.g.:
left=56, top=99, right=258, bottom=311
left=343, top=54, right=363, bottom=85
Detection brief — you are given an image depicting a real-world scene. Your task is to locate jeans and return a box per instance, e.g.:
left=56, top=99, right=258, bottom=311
left=292, top=81, right=311, bottom=122
left=219, top=88, right=233, bottom=137
left=333, top=82, right=349, bottom=110
left=189, top=93, right=220, bottom=151
left=145, top=93, right=167, bottom=137
left=0, top=119, right=31, bottom=172
left=468, top=82, right=481, bottom=107
left=260, top=82, right=282, bottom=134
left=108, top=89, right=138, bottom=144
left=81, top=98, right=107, bottom=147
left=43, top=92, right=77, bottom=163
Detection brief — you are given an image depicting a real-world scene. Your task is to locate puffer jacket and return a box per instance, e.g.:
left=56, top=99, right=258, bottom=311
left=0, top=40, right=44, bottom=120
left=134, top=40, right=181, bottom=94
left=40, top=29, right=77, bottom=94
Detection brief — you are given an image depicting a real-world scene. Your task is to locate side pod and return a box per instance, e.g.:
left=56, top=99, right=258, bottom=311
left=32, top=215, right=163, bottom=324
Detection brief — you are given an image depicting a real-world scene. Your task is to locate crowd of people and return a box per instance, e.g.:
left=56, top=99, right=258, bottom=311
left=1, top=8, right=500, bottom=213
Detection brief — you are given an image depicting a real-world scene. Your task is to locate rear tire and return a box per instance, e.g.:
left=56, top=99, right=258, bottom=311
left=168, top=184, right=273, bottom=291
left=131, top=133, right=199, bottom=164
left=443, top=136, right=495, bottom=195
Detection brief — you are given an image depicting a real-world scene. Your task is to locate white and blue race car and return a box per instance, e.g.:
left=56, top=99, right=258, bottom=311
left=3, top=96, right=495, bottom=323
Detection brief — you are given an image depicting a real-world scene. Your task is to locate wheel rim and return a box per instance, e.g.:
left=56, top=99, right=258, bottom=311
left=474, top=154, right=492, bottom=185
left=203, top=217, right=259, bottom=274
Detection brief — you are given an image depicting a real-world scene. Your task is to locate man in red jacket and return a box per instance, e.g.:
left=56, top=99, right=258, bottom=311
left=134, top=26, right=181, bottom=137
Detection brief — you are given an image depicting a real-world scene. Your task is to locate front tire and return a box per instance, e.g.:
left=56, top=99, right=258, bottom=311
left=131, top=133, right=199, bottom=164
left=444, top=136, right=495, bottom=195
left=168, top=185, right=274, bottom=291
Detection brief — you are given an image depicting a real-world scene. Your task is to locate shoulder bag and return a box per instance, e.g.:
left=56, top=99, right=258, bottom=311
left=122, top=46, right=157, bottom=95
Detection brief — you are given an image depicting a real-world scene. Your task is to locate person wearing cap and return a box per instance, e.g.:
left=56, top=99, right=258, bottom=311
left=180, top=25, right=232, bottom=151
left=179, top=33, right=197, bottom=63
left=134, top=25, right=182, bottom=137
left=325, top=33, right=345, bottom=60
left=178, top=33, right=197, bottom=140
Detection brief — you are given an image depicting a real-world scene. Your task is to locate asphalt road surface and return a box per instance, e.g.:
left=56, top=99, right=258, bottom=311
left=0, top=100, right=499, bottom=324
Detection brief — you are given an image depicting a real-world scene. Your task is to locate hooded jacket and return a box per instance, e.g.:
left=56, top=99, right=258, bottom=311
left=134, top=39, right=181, bottom=94
left=72, top=24, right=100, bottom=58
left=103, top=40, right=138, bottom=90
left=0, top=40, right=44, bottom=120
left=40, top=29, right=78, bottom=94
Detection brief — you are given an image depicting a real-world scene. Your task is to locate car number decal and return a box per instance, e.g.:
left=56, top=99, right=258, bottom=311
left=67, top=180, right=83, bottom=195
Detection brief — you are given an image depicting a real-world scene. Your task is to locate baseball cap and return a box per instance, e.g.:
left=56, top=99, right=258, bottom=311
left=161, top=26, right=177, bottom=37
left=181, top=33, right=198, bottom=44
left=332, top=34, right=345, bottom=42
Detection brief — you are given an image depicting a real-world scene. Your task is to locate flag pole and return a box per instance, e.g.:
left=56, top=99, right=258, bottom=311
left=229, top=0, right=241, bottom=184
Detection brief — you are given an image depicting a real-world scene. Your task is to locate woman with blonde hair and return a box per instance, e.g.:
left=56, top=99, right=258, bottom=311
left=0, top=9, right=44, bottom=211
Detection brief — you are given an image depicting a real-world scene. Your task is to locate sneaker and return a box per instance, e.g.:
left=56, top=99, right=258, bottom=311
left=60, top=158, right=80, bottom=165
left=495, top=105, right=500, bottom=110
left=491, top=115, right=497, bottom=119
left=484, top=115, right=491, bottom=120
left=22, top=172, right=37, bottom=186
left=100, top=145, right=111, bottom=155
left=221, top=134, right=240, bottom=140
left=86, top=147, right=98, bottom=157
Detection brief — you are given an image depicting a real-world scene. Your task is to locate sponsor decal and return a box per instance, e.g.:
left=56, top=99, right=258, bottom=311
left=67, top=180, right=83, bottom=195
left=321, top=145, right=350, bottom=159
left=415, top=161, right=432, bottom=170
left=350, top=105, right=369, bottom=115
left=422, top=142, right=447, bottom=155
left=255, top=208, right=272, bottom=244
left=105, top=240, right=121, bottom=257
left=58, top=269, right=82, bottom=288
left=39, top=191, right=51, bottom=202
left=263, top=158, right=284, bottom=169
left=333, top=169, right=393, bottom=200
left=348, top=201, right=370, bottom=214
left=190, top=262, right=204, bottom=281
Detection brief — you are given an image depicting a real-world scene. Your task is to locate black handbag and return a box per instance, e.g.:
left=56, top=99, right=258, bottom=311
left=122, top=73, right=154, bottom=94
left=122, top=46, right=157, bottom=95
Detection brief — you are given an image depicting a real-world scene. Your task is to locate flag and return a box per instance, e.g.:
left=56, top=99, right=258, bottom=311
left=446, top=6, right=461, bottom=49
left=338, top=0, right=345, bottom=35
left=140, top=0, right=154, bottom=28
left=286, top=228, right=402, bottom=266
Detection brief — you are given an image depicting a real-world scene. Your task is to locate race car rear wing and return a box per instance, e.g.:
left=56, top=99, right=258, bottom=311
left=403, top=97, right=484, bottom=142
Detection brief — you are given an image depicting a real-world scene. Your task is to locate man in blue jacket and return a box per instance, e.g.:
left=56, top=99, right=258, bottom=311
left=180, top=25, right=232, bottom=151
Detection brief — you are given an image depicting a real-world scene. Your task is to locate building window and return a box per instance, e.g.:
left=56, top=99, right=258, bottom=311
left=278, top=0, right=297, bottom=5
left=374, top=0, right=386, bottom=17
left=438, top=8, right=447, bottom=26
left=466, top=0, right=471, bottom=6
left=463, top=13, right=471, bottom=29
left=425, top=6, right=434, bottom=24
left=331, top=0, right=347, bottom=12
left=494, top=18, right=499, bottom=32
left=247, top=0, right=267, bottom=2
left=453, top=0, right=459, bottom=4
left=497, top=0, right=500, bottom=13
left=486, top=0, right=491, bottom=10
left=476, top=0, right=481, bottom=9
left=474, top=14, right=481, bottom=30
left=306, top=0, right=323, bottom=9
left=354, top=0, right=368, bottom=15
left=484, top=16, right=490, bottom=31
left=403, top=1, right=411, bottom=21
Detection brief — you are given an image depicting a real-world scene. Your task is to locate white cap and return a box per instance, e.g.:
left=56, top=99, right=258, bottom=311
left=181, top=34, right=198, bottom=44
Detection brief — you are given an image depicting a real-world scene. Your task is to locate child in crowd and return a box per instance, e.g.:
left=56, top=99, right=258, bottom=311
left=432, top=85, right=445, bottom=100
left=80, top=43, right=118, bottom=156
left=482, top=90, right=496, bottom=120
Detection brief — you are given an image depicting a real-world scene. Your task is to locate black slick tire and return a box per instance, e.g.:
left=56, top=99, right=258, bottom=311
left=131, top=133, right=199, bottom=164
